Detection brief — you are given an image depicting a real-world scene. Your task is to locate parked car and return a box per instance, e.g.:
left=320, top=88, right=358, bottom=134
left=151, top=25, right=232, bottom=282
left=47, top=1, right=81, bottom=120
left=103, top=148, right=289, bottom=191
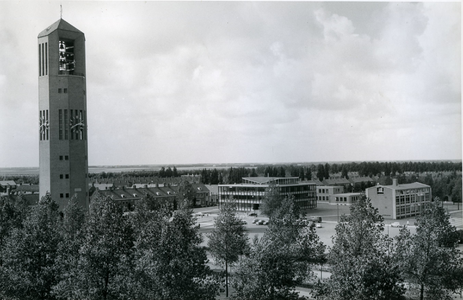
left=252, top=219, right=260, bottom=224
left=316, top=223, right=322, bottom=228
left=248, top=212, right=257, bottom=217
left=390, top=222, right=402, bottom=227
left=263, top=220, right=269, bottom=225
left=457, top=230, right=463, bottom=244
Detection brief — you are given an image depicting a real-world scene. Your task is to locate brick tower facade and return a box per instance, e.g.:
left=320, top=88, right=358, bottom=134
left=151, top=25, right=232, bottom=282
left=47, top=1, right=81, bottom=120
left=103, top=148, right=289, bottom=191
left=38, top=19, right=88, bottom=209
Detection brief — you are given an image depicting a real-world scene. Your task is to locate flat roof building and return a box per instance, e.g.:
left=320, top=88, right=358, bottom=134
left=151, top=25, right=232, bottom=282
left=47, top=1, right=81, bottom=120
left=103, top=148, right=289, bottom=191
left=366, top=179, right=432, bottom=220
left=317, top=185, right=344, bottom=202
left=330, top=192, right=362, bottom=206
left=218, top=177, right=317, bottom=213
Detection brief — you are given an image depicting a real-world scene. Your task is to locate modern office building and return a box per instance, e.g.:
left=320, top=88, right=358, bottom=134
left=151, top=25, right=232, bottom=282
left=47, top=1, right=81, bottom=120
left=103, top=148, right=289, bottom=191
left=317, top=185, right=344, bottom=202
left=218, top=177, right=317, bottom=212
left=330, top=192, right=362, bottom=205
left=366, top=179, right=432, bottom=219
left=38, top=19, right=89, bottom=209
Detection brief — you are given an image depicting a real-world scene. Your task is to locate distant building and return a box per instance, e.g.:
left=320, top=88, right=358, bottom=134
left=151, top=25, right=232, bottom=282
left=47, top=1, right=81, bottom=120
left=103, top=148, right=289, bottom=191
left=90, top=182, right=214, bottom=210
left=330, top=192, right=362, bottom=205
left=218, top=177, right=317, bottom=212
left=0, top=181, right=17, bottom=194
left=366, top=179, right=432, bottom=220
left=316, top=185, right=344, bottom=202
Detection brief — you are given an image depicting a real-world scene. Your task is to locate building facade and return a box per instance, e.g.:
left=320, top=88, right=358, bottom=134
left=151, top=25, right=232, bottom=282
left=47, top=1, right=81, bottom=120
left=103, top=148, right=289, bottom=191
left=38, top=19, right=88, bottom=209
left=330, top=192, right=362, bottom=205
left=317, top=185, right=344, bottom=202
left=366, top=179, right=432, bottom=220
left=218, top=177, right=317, bottom=212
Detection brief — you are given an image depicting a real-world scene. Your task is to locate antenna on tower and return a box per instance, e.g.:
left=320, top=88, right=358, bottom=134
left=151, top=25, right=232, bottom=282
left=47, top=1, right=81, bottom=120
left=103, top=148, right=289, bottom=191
left=60, top=4, right=62, bottom=19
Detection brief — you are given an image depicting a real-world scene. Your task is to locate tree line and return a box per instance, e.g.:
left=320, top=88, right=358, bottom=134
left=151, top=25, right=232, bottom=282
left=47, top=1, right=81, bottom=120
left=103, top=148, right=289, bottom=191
left=0, top=194, right=219, bottom=300
left=1, top=189, right=462, bottom=300
left=212, top=194, right=463, bottom=300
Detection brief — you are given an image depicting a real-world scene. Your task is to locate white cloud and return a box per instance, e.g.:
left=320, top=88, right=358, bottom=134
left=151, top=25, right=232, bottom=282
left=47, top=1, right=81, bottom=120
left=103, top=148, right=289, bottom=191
left=0, top=2, right=460, bottom=167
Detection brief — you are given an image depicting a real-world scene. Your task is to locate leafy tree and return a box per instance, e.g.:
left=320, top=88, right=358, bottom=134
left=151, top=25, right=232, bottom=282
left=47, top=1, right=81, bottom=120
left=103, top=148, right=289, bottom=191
left=396, top=200, right=463, bottom=300
left=306, top=167, right=312, bottom=180
left=132, top=205, right=219, bottom=300
left=317, top=164, right=325, bottom=181
left=260, top=182, right=283, bottom=218
left=232, top=198, right=324, bottom=300
left=278, top=166, right=286, bottom=177
left=450, top=175, right=462, bottom=209
left=159, top=166, right=166, bottom=178
left=53, top=195, right=135, bottom=300
left=0, top=194, right=62, bottom=300
left=324, top=163, right=330, bottom=179
left=317, top=195, right=405, bottom=300
left=250, top=168, right=258, bottom=177
left=208, top=202, right=249, bottom=297
left=165, top=167, right=173, bottom=177
left=0, top=194, right=29, bottom=259
left=177, top=180, right=196, bottom=207
left=52, top=197, right=86, bottom=299
left=172, top=166, right=178, bottom=177
left=211, top=168, right=220, bottom=184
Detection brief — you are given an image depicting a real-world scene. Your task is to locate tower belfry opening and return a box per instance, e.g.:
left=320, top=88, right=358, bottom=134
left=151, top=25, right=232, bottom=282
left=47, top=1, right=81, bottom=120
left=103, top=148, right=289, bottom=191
left=59, top=40, right=75, bottom=74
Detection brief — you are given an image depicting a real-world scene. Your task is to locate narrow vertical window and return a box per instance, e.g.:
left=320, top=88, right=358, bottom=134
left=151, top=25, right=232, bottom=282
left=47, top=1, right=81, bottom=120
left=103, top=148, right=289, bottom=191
left=41, top=43, right=44, bottom=76
left=70, top=110, right=74, bottom=140
left=38, top=44, right=41, bottom=76
left=59, top=109, right=63, bottom=140
left=39, top=111, right=42, bottom=140
left=45, top=110, right=49, bottom=140
left=64, top=109, right=68, bottom=140
left=75, top=110, right=79, bottom=140
left=45, top=42, right=48, bottom=75
left=79, top=110, right=83, bottom=140
left=83, top=110, right=86, bottom=140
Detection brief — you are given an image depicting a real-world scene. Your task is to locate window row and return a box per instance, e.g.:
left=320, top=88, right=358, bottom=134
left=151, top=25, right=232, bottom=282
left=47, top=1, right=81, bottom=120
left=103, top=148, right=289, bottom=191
left=59, top=155, right=69, bottom=160
left=58, top=88, right=68, bottom=94
left=59, top=174, right=69, bottom=179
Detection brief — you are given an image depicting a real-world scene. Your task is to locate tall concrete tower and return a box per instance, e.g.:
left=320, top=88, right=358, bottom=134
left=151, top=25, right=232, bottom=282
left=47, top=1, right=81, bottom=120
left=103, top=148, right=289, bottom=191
left=38, top=19, right=88, bottom=209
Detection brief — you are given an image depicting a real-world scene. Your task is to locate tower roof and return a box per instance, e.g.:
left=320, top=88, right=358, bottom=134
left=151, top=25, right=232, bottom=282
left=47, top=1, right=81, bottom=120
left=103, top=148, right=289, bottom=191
left=38, top=18, right=83, bottom=38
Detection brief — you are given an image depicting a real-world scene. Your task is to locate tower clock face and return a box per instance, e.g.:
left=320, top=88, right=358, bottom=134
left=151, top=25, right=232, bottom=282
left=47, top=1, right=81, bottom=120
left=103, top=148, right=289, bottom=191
left=70, top=115, right=85, bottom=133
left=39, top=117, right=48, bottom=133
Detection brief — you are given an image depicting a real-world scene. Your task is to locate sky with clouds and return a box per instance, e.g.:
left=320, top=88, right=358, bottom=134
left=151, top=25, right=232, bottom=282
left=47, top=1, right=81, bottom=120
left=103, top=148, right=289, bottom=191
left=0, top=1, right=461, bottom=168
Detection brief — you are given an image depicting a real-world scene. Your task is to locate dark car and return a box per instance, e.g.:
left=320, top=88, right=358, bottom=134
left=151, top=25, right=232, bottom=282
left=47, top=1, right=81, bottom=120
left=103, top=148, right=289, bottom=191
left=248, top=212, right=257, bottom=217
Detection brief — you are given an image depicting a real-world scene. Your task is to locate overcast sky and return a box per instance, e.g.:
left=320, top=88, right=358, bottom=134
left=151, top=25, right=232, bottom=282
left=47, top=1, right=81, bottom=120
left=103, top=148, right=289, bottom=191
left=0, top=1, right=461, bottom=168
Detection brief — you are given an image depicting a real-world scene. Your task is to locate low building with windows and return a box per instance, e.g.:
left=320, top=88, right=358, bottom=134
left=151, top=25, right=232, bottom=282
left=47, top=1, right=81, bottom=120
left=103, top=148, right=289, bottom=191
left=317, top=185, right=344, bottom=202
left=218, top=177, right=317, bottom=212
left=330, top=192, right=362, bottom=205
left=366, top=179, right=432, bottom=220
